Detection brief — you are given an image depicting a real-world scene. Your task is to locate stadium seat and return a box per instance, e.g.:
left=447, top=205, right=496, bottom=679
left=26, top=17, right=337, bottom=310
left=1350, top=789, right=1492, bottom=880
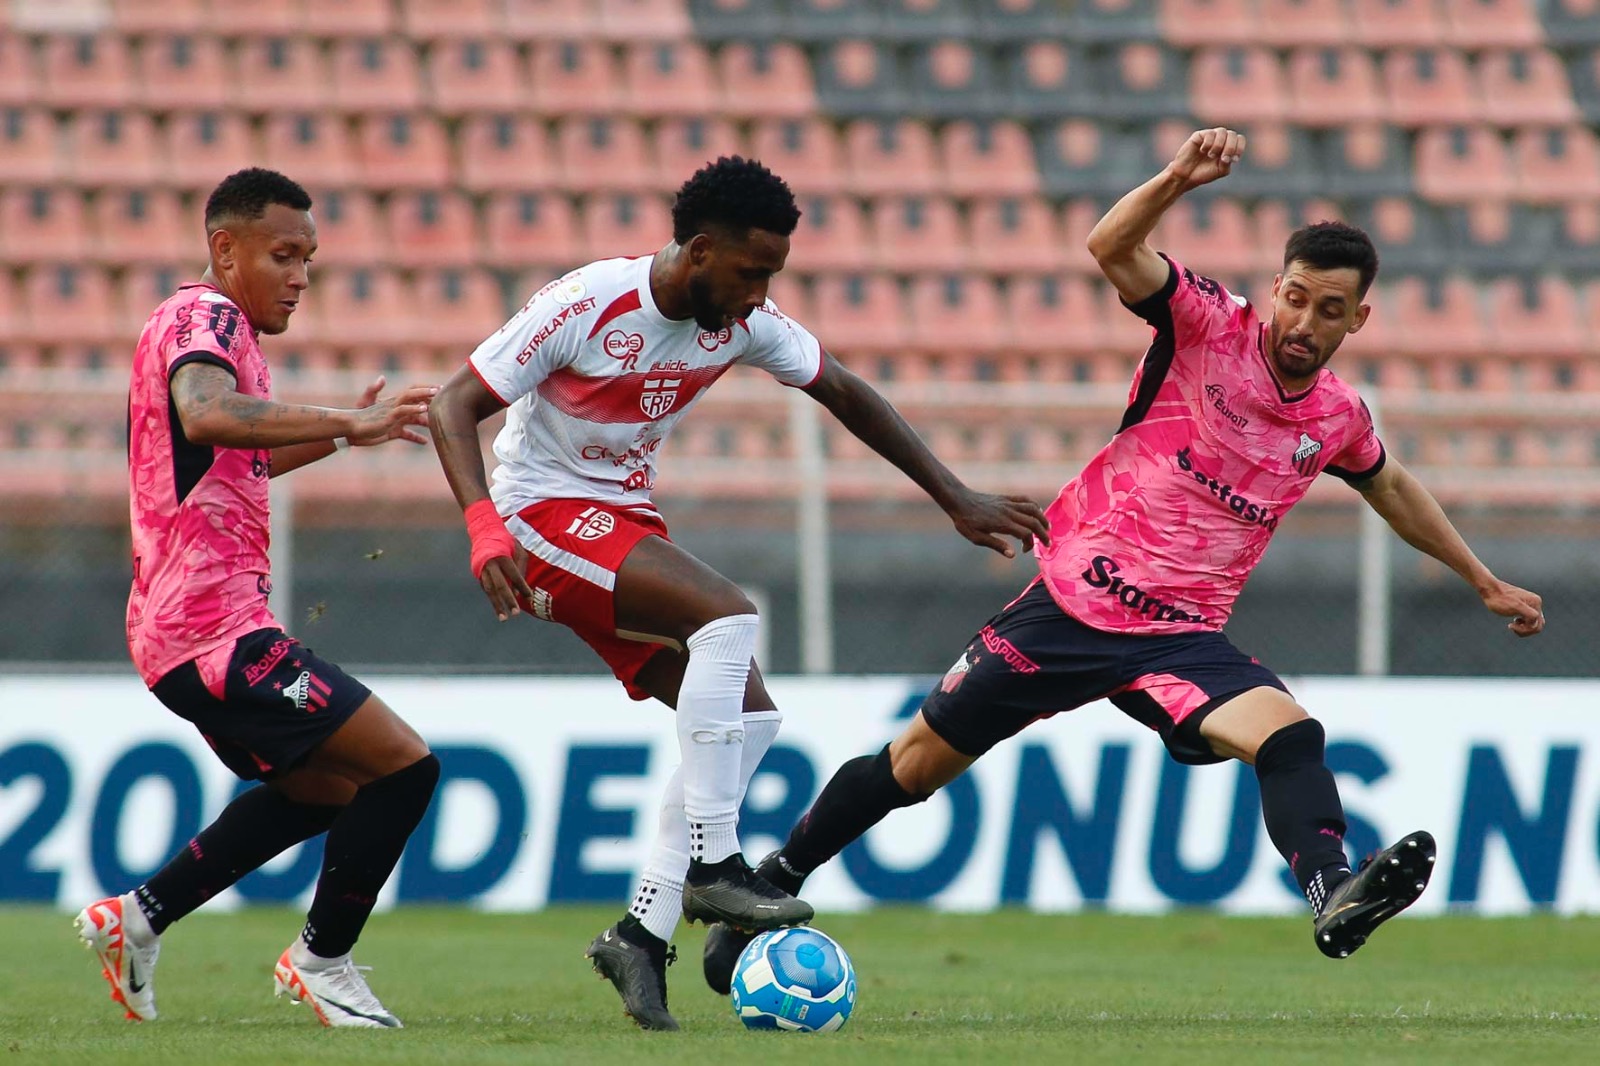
left=529, top=40, right=622, bottom=116
left=0, top=33, right=38, bottom=107
left=166, top=112, right=258, bottom=193
left=1382, top=49, right=1480, bottom=126
left=121, top=265, right=187, bottom=337
left=787, top=195, right=876, bottom=272
left=939, top=120, right=1039, bottom=198
left=458, top=115, right=558, bottom=193
left=1191, top=48, right=1290, bottom=125
left=879, top=0, right=978, bottom=42
left=1286, top=48, right=1386, bottom=127
left=483, top=192, right=582, bottom=270
left=139, top=36, right=229, bottom=113
left=1256, top=0, right=1352, bottom=47
left=1096, top=42, right=1189, bottom=120
left=906, top=274, right=1008, bottom=356
left=313, top=268, right=412, bottom=347
left=1543, top=0, right=1600, bottom=47
left=354, top=114, right=452, bottom=189
left=387, top=190, right=479, bottom=270
left=653, top=118, right=747, bottom=193
left=1006, top=275, right=1104, bottom=356
left=403, top=0, right=503, bottom=39
left=1486, top=277, right=1586, bottom=358
left=305, top=189, right=387, bottom=267
left=621, top=42, right=719, bottom=117
left=1101, top=279, right=1162, bottom=352
left=716, top=42, right=816, bottom=119
left=89, top=189, right=189, bottom=265
left=235, top=37, right=330, bottom=115
left=1158, top=0, right=1255, bottom=47
left=1441, top=0, right=1544, bottom=48
left=329, top=38, right=424, bottom=113
left=808, top=274, right=910, bottom=353
left=112, top=0, right=205, bottom=33
left=554, top=117, right=655, bottom=193
left=262, top=114, right=358, bottom=188
left=429, top=40, right=528, bottom=115
left=968, top=197, right=1068, bottom=276
left=908, top=40, right=1003, bottom=120
left=1205, top=122, right=1322, bottom=198
left=70, top=110, right=165, bottom=188
left=579, top=193, right=672, bottom=261
left=1071, top=0, right=1161, bottom=43
left=21, top=265, right=119, bottom=345
left=1000, top=40, right=1099, bottom=121
left=1348, top=0, right=1446, bottom=47
left=843, top=119, right=942, bottom=196
left=1439, top=201, right=1557, bottom=275
left=765, top=272, right=814, bottom=324
left=1386, top=275, right=1487, bottom=356
left=302, top=0, right=395, bottom=37
left=1319, top=123, right=1413, bottom=198
left=1062, top=198, right=1110, bottom=276
left=0, top=108, right=63, bottom=185
left=1552, top=202, right=1600, bottom=273
left=1345, top=196, right=1450, bottom=274
left=41, top=35, right=136, bottom=111
left=781, top=0, right=884, bottom=40
left=812, top=40, right=909, bottom=118
left=1150, top=199, right=1258, bottom=277
left=1035, top=119, right=1161, bottom=199
left=1510, top=125, right=1600, bottom=204
left=207, top=0, right=301, bottom=35
left=970, top=0, right=1073, bottom=41
left=0, top=188, right=89, bottom=265
left=1477, top=50, right=1581, bottom=127
left=748, top=119, right=846, bottom=196
left=597, top=0, right=694, bottom=40
left=689, top=0, right=784, bottom=41
left=504, top=0, right=598, bottom=40
left=870, top=196, right=968, bottom=274
left=409, top=269, right=507, bottom=348
left=1414, top=126, right=1514, bottom=204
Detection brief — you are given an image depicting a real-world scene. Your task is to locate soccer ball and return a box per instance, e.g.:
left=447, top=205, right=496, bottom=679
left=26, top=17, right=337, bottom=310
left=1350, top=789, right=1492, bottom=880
left=729, top=927, right=856, bottom=1033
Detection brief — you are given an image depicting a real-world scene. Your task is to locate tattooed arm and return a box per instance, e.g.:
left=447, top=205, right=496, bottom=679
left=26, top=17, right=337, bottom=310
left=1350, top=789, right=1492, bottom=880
left=170, top=363, right=434, bottom=452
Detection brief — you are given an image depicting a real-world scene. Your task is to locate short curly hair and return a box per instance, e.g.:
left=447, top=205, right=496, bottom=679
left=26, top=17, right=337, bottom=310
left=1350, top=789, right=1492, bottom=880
left=204, top=167, right=312, bottom=233
left=671, top=155, right=800, bottom=245
left=1284, top=221, right=1379, bottom=297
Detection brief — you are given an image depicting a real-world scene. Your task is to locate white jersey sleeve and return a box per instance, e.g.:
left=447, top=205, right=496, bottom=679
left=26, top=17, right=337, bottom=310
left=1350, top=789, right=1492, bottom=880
left=738, top=300, right=824, bottom=387
left=467, top=274, right=599, bottom=405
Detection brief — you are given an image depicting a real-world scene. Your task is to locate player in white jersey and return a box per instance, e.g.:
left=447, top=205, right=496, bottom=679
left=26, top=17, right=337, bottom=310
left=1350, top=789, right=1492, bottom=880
left=430, top=157, right=1049, bottom=1029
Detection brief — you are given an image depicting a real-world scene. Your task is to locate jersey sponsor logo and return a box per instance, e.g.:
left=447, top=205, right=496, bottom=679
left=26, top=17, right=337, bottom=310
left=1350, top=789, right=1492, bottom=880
left=603, top=330, right=646, bottom=371
left=1292, top=432, right=1324, bottom=476
left=516, top=297, right=598, bottom=364
left=243, top=637, right=297, bottom=687
left=1204, top=383, right=1249, bottom=432
left=280, top=670, right=331, bottom=712
left=1080, top=555, right=1206, bottom=624
left=697, top=327, right=733, bottom=351
left=979, top=625, right=1040, bottom=674
left=208, top=303, right=244, bottom=353
left=580, top=436, right=661, bottom=468
left=1183, top=268, right=1247, bottom=310
left=566, top=506, right=615, bottom=541
left=640, top=376, right=681, bottom=419
left=1175, top=448, right=1278, bottom=531
left=651, top=360, right=690, bottom=372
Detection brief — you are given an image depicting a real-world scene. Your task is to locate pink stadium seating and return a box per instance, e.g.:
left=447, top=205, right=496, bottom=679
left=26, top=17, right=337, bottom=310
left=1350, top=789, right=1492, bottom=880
left=113, top=0, right=206, bottom=34
left=906, top=275, right=1009, bottom=355
left=1192, top=48, right=1291, bottom=125
left=166, top=112, right=259, bottom=192
left=788, top=196, right=873, bottom=273
left=1441, top=0, right=1545, bottom=49
left=312, top=268, right=413, bottom=347
left=207, top=0, right=300, bottom=35
left=653, top=117, right=748, bottom=192
left=598, top=0, right=694, bottom=41
left=1256, top=0, right=1353, bottom=48
left=1414, top=126, right=1514, bottom=204
left=329, top=37, right=425, bottom=113
left=530, top=40, right=623, bottom=116
left=0, top=188, right=91, bottom=265
left=1286, top=48, right=1386, bottom=128
left=70, top=110, right=165, bottom=188
left=409, top=269, right=506, bottom=348
left=1349, top=0, right=1446, bottom=47
left=304, top=189, right=387, bottom=267
left=457, top=115, right=559, bottom=194
left=504, top=0, right=598, bottom=40
left=262, top=114, right=358, bottom=188
left=1485, top=277, right=1587, bottom=358
left=1383, top=49, right=1481, bottom=127
left=579, top=193, right=672, bottom=262
left=1477, top=50, right=1581, bottom=127
left=402, top=0, right=503, bottom=39
left=0, top=108, right=63, bottom=185
left=843, top=119, right=942, bottom=196
left=748, top=118, right=847, bottom=196
left=554, top=117, right=656, bottom=193
left=235, top=37, right=330, bottom=115
left=1150, top=199, right=1258, bottom=277
left=967, top=197, right=1068, bottom=276
left=41, top=35, right=136, bottom=112
left=1007, top=276, right=1105, bottom=356
left=0, top=33, right=38, bottom=107
left=809, top=274, right=911, bottom=354
left=388, top=190, right=479, bottom=269
left=1158, top=0, right=1257, bottom=48
left=1387, top=276, right=1488, bottom=357
left=303, top=0, right=396, bottom=37
left=354, top=114, right=452, bottom=189
left=89, top=189, right=189, bottom=265
left=1059, top=199, right=1107, bottom=276
left=1511, top=126, right=1600, bottom=204
left=139, top=36, right=230, bottom=113
left=621, top=42, right=719, bottom=117
left=871, top=197, right=968, bottom=274
left=939, top=120, right=1039, bottom=198
left=22, top=266, right=120, bottom=345
left=428, top=40, right=528, bottom=115
left=717, top=42, right=817, bottom=119
left=483, top=192, right=583, bottom=270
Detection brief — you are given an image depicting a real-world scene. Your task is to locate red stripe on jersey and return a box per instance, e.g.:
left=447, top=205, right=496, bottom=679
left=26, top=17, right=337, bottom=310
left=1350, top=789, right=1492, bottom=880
left=586, top=290, right=644, bottom=341
left=537, top=362, right=733, bottom=424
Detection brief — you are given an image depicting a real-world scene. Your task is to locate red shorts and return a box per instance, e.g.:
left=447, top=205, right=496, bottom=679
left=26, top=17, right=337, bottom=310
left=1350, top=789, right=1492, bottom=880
left=505, top=499, right=674, bottom=700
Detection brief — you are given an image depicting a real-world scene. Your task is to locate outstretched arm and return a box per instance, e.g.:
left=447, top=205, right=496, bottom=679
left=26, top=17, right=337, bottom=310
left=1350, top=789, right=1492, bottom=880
left=268, top=375, right=431, bottom=477
left=1353, top=458, right=1545, bottom=637
left=802, top=353, right=1049, bottom=557
left=1087, top=127, right=1246, bottom=304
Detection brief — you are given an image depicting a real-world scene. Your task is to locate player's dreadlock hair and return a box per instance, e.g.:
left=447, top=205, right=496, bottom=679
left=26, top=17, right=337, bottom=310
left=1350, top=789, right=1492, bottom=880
left=204, top=168, right=312, bottom=234
left=671, top=155, right=801, bottom=245
left=1284, top=221, right=1380, bottom=297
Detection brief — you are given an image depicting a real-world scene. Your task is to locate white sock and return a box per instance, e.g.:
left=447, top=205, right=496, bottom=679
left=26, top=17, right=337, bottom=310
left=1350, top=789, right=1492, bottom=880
left=629, top=709, right=784, bottom=941
left=678, top=614, right=759, bottom=863
left=121, top=891, right=158, bottom=947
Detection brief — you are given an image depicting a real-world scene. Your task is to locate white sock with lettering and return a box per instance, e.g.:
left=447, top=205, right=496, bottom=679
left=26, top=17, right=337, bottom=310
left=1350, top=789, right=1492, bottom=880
left=678, top=614, right=759, bottom=863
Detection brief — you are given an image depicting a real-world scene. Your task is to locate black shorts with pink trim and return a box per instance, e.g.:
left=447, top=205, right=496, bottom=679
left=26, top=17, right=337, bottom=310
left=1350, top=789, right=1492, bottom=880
left=920, top=580, right=1287, bottom=765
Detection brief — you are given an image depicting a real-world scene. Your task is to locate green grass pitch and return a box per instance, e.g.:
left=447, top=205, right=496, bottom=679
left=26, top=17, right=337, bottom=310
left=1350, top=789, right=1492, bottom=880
left=3, top=906, right=1597, bottom=1065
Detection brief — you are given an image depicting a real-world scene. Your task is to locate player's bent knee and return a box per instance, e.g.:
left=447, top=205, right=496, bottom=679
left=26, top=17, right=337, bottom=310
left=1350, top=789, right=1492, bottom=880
left=1254, top=717, right=1327, bottom=776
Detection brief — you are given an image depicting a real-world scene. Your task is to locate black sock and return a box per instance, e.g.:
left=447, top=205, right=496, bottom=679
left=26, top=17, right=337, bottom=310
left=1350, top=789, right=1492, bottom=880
left=617, top=913, right=666, bottom=952
left=777, top=746, right=928, bottom=887
left=135, top=785, right=341, bottom=935
left=302, top=753, right=440, bottom=959
left=1255, top=719, right=1351, bottom=912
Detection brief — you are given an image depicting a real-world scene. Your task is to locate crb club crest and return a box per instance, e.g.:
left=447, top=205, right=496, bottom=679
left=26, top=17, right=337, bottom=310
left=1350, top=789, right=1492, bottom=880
left=1292, top=432, right=1324, bottom=475
left=697, top=327, right=733, bottom=351
left=639, top=375, right=681, bottom=419
left=565, top=506, right=615, bottom=541
left=603, top=330, right=645, bottom=371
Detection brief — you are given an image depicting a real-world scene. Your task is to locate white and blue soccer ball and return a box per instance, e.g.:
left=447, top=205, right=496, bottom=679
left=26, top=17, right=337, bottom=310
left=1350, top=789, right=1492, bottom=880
left=729, top=927, right=856, bottom=1033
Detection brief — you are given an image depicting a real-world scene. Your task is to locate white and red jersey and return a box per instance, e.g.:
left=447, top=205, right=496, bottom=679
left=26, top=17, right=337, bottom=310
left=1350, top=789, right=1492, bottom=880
left=468, top=255, right=824, bottom=513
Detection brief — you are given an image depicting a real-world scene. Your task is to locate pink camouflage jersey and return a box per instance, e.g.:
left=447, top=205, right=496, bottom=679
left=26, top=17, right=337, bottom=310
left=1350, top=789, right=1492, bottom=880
left=126, top=283, right=277, bottom=686
left=1036, top=254, right=1386, bottom=634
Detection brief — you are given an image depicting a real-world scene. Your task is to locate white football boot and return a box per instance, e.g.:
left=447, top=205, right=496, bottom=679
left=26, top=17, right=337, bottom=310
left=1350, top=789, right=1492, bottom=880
left=75, top=892, right=160, bottom=1021
left=274, top=937, right=402, bottom=1028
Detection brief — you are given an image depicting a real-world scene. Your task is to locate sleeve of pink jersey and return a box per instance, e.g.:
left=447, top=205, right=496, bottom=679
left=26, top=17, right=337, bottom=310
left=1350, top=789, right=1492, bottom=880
left=739, top=300, right=824, bottom=387
left=164, top=294, right=249, bottom=380
left=466, top=279, right=589, bottom=406
left=1120, top=253, right=1247, bottom=347
left=1323, top=397, right=1388, bottom=484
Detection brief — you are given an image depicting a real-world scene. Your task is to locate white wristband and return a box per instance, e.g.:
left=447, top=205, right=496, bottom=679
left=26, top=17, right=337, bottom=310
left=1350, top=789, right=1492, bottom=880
left=333, top=437, right=351, bottom=452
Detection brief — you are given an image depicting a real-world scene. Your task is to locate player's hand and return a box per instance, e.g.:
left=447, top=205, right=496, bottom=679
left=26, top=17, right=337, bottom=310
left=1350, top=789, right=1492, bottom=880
left=1167, top=128, right=1246, bottom=191
left=347, top=376, right=437, bottom=446
left=479, top=546, right=535, bottom=623
left=1480, top=579, right=1545, bottom=638
left=946, top=489, right=1051, bottom=559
